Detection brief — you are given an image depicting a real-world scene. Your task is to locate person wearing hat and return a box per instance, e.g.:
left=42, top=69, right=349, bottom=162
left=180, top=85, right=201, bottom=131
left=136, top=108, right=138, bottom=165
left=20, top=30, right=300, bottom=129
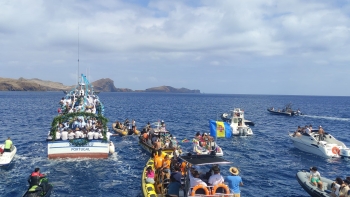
left=208, top=166, right=224, bottom=187
left=225, top=167, right=243, bottom=196
left=309, top=167, right=323, bottom=190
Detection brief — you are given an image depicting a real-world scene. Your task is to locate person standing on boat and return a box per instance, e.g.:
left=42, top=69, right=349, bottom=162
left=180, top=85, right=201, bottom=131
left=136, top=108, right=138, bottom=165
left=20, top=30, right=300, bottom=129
left=4, top=137, right=13, bottom=152
left=318, top=126, right=325, bottom=141
left=309, top=166, right=323, bottom=190
left=225, top=167, right=243, bottom=197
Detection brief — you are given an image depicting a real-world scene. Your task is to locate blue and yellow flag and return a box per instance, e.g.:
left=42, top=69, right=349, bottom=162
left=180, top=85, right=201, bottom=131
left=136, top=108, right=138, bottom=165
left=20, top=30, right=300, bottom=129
left=209, top=120, right=232, bottom=138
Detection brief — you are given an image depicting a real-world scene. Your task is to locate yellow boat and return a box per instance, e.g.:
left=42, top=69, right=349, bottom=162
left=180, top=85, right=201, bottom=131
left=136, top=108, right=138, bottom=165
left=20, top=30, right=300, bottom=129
left=112, top=123, right=140, bottom=136
left=141, top=153, right=235, bottom=197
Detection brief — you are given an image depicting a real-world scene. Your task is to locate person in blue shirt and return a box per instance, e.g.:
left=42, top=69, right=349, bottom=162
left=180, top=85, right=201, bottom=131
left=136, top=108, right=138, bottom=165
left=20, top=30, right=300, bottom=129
left=167, top=176, right=182, bottom=197
left=225, top=167, right=243, bottom=197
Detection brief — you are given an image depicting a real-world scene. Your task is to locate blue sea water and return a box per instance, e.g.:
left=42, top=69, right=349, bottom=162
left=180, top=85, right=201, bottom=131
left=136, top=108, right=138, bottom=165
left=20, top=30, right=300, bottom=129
left=0, top=92, right=350, bottom=197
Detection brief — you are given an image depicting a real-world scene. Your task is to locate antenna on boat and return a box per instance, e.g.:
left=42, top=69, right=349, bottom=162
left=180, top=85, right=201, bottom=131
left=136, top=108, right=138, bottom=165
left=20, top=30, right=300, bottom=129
left=78, top=27, right=80, bottom=83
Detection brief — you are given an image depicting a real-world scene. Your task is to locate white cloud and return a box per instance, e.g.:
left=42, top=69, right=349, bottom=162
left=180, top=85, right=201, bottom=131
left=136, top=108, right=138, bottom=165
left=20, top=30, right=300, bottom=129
left=1, top=0, right=350, bottom=95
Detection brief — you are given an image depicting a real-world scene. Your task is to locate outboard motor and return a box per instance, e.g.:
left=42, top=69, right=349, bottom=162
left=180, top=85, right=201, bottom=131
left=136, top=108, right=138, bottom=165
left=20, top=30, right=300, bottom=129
left=242, top=128, right=248, bottom=136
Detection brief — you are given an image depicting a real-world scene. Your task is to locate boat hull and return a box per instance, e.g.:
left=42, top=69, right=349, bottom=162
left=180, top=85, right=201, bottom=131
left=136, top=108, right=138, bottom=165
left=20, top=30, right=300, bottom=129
left=47, top=140, right=109, bottom=159
left=289, top=134, right=339, bottom=158
left=267, top=109, right=293, bottom=116
left=0, top=145, right=17, bottom=166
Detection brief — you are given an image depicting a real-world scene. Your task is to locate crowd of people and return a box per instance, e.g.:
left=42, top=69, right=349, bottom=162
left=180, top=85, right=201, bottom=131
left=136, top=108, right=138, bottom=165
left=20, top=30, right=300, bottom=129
left=193, top=132, right=219, bottom=153
left=309, top=166, right=350, bottom=197
left=58, top=92, right=103, bottom=115
left=47, top=116, right=114, bottom=141
left=114, top=118, right=137, bottom=135
left=293, top=125, right=326, bottom=141
left=140, top=121, right=179, bottom=151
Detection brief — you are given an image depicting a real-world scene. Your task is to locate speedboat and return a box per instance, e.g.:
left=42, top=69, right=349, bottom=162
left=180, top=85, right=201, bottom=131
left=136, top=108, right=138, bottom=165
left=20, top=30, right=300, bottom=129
left=267, top=103, right=302, bottom=116
left=141, top=153, right=235, bottom=197
left=0, top=145, right=17, bottom=166
left=47, top=74, right=113, bottom=159
left=22, top=177, right=53, bottom=197
left=296, top=170, right=333, bottom=197
left=192, top=138, right=224, bottom=157
left=222, top=108, right=253, bottom=136
left=289, top=130, right=350, bottom=158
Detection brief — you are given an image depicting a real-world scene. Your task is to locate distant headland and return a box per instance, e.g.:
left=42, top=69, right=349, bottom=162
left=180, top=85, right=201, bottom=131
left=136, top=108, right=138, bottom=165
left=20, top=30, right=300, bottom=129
left=0, top=77, right=200, bottom=93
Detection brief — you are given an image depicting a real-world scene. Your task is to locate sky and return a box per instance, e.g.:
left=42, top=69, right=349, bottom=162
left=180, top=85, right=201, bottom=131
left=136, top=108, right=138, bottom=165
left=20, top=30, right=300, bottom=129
left=1, top=0, right=350, bottom=96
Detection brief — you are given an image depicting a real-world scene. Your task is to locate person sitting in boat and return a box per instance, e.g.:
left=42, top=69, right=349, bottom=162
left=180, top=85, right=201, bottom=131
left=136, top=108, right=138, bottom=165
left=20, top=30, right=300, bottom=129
left=309, top=124, right=313, bottom=131
left=68, top=130, right=75, bottom=140
left=318, top=126, right=325, bottom=141
left=340, top=179, right=350, bottom=197
left=145, top=166, right=155, bottom=184
left=195, top=132, right=202, bottom=143
left=309, top=166, right=323, bottom=190
left=208, top=166, right=224, bottom=190
left=61, top=129, right=68, bottom=140
left=75, top=128, right=83, bottom=139
left=4, top=137, right=13, bottom=152
left=331, top=177, right=343, bottom=197
left=304, top=125, right=310, bottom=134
left=293, top=126, right=302, bottom=137
left=46, top=131, right=53, bottom=141
left=146, top=122, right=151, bottom=131
left=189, top=170, right=207, bottom=188
left=55, top=130, right=61, bottom=140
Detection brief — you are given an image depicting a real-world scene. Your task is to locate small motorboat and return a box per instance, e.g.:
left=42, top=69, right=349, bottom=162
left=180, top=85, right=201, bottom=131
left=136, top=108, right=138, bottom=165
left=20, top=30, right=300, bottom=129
left=192, top=138, right=224, bottom=157
left=296, top=170, right=333, bottom=197
left=22, top=177, right=53, bottom=197
left=0, top=145, right=17, bottom=166
left=267, top=103, right=302, bottom=116
left=220, top=108, right=253, bottom=136
left=289, top=130, right=350, bottom=158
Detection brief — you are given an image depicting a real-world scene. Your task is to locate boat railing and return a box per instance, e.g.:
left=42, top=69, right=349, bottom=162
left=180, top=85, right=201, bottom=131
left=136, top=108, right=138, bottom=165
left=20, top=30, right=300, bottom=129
left=188, top=185, right=234, bottom=197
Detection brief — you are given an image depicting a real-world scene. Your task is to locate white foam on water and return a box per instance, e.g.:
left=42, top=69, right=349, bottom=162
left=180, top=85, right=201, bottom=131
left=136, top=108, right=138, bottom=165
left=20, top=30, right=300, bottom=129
left=303, top=115, right=350, bottom=121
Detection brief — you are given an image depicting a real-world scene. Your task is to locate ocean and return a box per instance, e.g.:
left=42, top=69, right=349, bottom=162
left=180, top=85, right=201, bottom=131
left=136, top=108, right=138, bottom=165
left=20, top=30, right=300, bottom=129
left=0, top=92, right=349, bottom=197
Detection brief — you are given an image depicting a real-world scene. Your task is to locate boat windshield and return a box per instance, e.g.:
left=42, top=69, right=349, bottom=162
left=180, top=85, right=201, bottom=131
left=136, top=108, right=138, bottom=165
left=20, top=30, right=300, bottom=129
left=179, top=154, right=231, bottom=166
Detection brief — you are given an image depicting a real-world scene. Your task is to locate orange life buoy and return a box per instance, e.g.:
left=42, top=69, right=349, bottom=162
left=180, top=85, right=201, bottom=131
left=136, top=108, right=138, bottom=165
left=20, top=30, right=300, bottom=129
left=191, top=184, right=210, bottom=196
left=212, top=183, right=230, bottom=194
left=332, top=146, right=340, bottom=155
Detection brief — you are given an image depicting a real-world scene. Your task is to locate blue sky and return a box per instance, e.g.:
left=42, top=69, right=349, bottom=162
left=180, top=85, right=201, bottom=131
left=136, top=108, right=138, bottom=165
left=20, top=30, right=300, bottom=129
left=1, top=0, right=350, bottom=95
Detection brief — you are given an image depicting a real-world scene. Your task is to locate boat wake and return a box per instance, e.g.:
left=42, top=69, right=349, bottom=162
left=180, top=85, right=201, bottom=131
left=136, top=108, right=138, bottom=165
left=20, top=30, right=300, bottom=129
left=302, top=115, right=350, bottom=122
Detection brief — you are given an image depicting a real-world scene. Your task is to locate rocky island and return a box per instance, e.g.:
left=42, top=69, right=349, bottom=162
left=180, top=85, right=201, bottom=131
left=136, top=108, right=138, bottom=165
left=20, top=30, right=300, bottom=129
left=0, top=77, right=200, bottom=93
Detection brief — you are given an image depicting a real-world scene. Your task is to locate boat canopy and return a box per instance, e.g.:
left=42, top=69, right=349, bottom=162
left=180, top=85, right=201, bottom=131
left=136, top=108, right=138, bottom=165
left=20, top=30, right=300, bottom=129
left=179, top=154, right=232, bottom=166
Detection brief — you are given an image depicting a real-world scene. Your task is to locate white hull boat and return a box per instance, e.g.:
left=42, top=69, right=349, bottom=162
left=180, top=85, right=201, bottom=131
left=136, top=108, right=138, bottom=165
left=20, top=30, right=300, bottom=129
left=221, top=108, right=253, bottom=136
left=289, top=130, right=350, bottom=158
left=48, top=140, right=112, bottom=159
left=0, top=145, right=17, bottom=166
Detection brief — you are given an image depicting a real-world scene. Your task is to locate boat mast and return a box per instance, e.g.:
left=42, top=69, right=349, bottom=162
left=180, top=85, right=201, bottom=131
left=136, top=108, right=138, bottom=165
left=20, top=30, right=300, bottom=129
left=78, top=27, right=80, bottom=85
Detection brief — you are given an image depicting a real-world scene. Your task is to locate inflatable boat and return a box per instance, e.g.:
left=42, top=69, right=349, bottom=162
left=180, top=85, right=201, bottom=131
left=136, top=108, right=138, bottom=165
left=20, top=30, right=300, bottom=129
left=296, top=170, right=333, bottom=197
left=112, top=123, right=140, bottom=136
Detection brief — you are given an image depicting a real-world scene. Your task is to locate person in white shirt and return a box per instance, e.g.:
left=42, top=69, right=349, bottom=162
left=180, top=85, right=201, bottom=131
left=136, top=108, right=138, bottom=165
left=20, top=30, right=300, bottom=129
left=75, top=129, right=83, bottom=139
left=189, top=170, right=207, bottom=187
left=61, top=129, right=68, bottom=140
left=309, top=166, right=323, bottom=190
left=47, top=131, right=53, bottom=141
left=68, top=131, right=75, bottom=140
left=98, top=131, right=103, bottom=139
left=93, top=131, right=100, bottom=140
left=87, top=130, right=94, bottom=140
left=208, top=166, right=224, bottom=186
left=55, top=131, right=61, bottom=140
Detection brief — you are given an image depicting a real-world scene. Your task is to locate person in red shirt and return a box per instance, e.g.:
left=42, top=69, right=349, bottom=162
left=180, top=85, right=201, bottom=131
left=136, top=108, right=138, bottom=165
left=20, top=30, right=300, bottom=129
left=28, top=168, right=46, bottom=187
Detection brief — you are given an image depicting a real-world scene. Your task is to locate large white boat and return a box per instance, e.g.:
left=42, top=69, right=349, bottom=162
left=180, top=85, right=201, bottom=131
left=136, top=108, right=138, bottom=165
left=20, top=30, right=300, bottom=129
left=289, top=130, right=350, bottom=158
left=221, top=108, right=253, bottom=136
left=0, top=145, right=17, bottom=166
left=47, top=74, right=114, bottom=159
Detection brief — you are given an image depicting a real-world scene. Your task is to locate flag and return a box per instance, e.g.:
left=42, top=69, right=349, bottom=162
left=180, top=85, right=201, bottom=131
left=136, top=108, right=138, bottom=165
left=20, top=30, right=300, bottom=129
left=209, top=120, right=232, bottom=138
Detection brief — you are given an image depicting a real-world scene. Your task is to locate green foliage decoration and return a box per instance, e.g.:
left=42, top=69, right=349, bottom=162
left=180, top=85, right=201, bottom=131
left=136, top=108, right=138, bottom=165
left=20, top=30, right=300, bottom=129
left=50, top=112, right=108, bottom=141
left=69, top=138, right=90, bottom=146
